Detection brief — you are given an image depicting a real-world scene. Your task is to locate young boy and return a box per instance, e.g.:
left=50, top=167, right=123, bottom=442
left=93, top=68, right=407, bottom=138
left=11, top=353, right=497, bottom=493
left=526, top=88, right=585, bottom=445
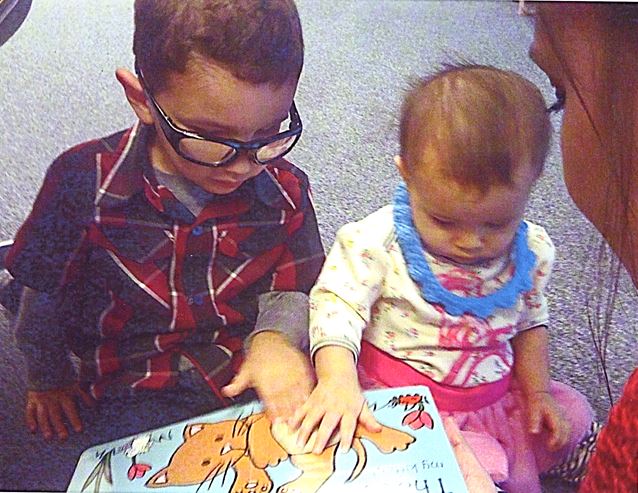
left=5, top=0, right=323, bottom=456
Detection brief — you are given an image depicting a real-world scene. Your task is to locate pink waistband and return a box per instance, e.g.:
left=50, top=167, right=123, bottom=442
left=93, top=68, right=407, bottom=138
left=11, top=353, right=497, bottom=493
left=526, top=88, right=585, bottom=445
left=359, top=340, right=511, bottom=412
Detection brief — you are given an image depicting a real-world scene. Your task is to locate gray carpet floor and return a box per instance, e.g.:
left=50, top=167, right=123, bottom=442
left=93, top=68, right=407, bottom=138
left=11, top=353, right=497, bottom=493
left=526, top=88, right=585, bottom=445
left=0, top=1, right=636, bottom=492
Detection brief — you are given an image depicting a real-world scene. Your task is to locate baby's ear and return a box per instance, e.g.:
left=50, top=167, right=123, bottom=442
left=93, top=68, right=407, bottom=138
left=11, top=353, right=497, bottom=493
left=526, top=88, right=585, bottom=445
left=394, top=155, right=408, bottom=181
left=115, top=67, right=154, bottom=125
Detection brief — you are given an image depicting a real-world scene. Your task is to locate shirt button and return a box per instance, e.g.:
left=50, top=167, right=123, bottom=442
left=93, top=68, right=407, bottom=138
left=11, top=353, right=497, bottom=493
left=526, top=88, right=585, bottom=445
left=187, top=294, right=205, bottom=306
left=192, top=226, right=204, bottom=236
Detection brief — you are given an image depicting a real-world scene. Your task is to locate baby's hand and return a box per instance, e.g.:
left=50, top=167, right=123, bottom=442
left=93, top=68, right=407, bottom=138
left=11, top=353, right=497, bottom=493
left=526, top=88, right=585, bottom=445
left=289, top=374, right=381, bottom=454
left=25, top=385, right=95, bottom=441
left=525, top=391, right=570, bottom=451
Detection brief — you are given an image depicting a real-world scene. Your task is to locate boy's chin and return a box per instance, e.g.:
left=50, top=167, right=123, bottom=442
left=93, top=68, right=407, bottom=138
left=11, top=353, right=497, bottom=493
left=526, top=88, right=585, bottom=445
left=198, top=178, right=245, bottom=195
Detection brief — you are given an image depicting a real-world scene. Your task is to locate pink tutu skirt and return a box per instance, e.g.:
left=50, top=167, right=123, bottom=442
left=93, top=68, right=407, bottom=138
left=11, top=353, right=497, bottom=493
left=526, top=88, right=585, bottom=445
left=359, top=341, right=594, bottom=493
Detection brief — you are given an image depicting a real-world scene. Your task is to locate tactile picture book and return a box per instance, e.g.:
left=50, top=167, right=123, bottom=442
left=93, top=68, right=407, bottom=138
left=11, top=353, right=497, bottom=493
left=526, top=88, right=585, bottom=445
left=67, top=385, right=469, bottom=493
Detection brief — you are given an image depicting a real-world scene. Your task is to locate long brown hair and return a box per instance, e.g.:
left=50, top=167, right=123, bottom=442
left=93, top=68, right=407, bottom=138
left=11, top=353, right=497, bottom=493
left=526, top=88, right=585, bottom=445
left=535, top=4, right=638, bottom=404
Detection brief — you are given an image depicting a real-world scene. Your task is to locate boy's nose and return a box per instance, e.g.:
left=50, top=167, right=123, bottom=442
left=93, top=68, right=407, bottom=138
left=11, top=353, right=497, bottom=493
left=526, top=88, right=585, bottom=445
left=225, top=153, right=261, bottom=176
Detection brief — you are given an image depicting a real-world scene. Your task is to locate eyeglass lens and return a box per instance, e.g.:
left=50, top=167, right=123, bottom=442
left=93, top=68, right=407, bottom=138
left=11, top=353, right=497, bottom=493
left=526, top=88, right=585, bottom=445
left=178, top=114, right=299, bottom=165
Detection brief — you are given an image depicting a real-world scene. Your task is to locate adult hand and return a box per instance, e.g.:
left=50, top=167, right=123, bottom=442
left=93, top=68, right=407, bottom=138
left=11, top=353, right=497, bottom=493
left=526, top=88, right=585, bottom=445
left=443, top=417, right=498, bottom=493
left=25, top=384, right=95, bottom=440
left=222, top=331, right=314, bottom=421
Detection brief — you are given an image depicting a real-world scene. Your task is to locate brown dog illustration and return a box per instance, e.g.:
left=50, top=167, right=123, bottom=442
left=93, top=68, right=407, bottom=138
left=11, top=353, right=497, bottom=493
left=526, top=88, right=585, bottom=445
left=145, top=412, right=415, bottom=492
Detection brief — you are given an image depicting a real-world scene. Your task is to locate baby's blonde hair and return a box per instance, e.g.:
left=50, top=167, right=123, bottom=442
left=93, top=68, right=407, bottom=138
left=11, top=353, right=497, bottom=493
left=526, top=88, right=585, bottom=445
left=399, top=63, right=551, bottom=193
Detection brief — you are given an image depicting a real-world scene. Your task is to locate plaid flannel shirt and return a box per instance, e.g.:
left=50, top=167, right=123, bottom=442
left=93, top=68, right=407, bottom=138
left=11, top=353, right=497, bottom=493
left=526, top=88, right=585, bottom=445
left=7, top=123, right=324, bottom=400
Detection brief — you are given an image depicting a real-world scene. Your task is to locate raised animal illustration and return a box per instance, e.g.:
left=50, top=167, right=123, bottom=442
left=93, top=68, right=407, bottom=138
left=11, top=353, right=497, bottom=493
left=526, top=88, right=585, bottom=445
left=145, top=412, right=415, bottom=492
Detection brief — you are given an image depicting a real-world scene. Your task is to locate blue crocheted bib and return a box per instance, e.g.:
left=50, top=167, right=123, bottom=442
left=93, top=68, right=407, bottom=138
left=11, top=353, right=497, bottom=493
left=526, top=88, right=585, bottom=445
left=393, top=182, right=536, bottom=319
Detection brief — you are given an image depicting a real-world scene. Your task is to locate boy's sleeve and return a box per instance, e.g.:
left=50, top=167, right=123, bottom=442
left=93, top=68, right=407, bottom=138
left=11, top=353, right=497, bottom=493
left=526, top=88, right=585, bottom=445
left=251, top=291, right=311, bottom=349
left=6, top=153, right=94, bottom=389
left=518, top=223, right=555, bottom=332
left=6, top=153, right=94, bottom=292
left=309, top=220, right=387, bottom=361
left=15, top=288, right=76, bottom=390
left=246, top=178, right=325, bottom=350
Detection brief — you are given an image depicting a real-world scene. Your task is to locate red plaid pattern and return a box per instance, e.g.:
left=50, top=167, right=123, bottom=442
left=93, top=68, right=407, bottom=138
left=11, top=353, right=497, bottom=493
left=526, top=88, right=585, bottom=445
left=7, top=123, right=324, bottom=399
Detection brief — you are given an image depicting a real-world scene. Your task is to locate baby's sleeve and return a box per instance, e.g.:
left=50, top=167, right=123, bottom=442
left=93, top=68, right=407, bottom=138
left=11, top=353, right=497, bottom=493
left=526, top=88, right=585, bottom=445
left=519, top=223, right=555, bottom=331
left=309, top=219, right=388, bottom=361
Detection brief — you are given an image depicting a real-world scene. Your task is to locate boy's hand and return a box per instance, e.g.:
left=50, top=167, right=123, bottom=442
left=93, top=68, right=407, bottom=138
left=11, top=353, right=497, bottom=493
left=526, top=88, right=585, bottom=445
left=525, top=391, right=570, bottom=451
left=25, top=385, right=95, bottom=440
left=222, top=331, right=314, bottom=421
left=289, top=373, right=381, bottom=455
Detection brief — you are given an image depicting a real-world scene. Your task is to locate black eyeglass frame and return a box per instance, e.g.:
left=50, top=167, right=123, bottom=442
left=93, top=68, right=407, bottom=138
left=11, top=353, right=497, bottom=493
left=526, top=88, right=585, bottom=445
left=136, top=66, right=303, bottom=168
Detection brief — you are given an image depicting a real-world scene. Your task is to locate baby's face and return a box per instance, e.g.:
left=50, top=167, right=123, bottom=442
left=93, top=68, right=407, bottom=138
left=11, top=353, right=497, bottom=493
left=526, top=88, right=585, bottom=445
left=404, top=162, right=536, bottom=266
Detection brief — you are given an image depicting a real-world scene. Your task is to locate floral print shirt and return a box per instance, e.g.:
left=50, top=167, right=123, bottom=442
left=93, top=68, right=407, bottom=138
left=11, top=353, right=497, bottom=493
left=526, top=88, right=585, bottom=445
left=309, top=206, right=554, bottom=388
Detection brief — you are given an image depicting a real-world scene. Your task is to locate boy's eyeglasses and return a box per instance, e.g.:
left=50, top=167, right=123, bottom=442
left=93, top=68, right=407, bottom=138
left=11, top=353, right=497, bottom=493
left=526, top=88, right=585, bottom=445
left=136, top=66, right=303, bottom=168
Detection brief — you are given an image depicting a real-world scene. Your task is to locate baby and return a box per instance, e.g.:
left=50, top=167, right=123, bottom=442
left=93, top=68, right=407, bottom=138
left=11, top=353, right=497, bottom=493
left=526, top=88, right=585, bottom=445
left=291, top=64, right=597, bottom=492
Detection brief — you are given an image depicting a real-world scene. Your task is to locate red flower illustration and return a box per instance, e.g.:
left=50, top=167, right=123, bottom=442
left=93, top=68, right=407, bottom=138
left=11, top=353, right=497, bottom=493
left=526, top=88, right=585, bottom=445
left=402, top=410, right=434, bottom=430
left=128, top=463, right=152, bottom=481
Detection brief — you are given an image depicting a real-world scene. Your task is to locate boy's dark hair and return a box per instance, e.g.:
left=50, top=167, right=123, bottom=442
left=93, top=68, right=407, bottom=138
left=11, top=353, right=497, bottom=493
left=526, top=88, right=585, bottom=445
left=133, top=0, right=304, bottom=93
left=399, top=63, right=551, bottom=193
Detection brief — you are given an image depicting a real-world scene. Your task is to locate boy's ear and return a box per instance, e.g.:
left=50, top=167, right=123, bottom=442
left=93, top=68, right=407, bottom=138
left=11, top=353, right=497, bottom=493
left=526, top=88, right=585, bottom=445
left=115, top=68, right=155, bottom=125
left=394, top=155, right=409, bottom=181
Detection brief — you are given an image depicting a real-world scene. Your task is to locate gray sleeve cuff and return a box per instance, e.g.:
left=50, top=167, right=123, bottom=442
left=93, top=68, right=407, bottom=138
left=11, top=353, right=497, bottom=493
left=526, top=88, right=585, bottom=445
left=245, top=291, right=309, bottom=352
